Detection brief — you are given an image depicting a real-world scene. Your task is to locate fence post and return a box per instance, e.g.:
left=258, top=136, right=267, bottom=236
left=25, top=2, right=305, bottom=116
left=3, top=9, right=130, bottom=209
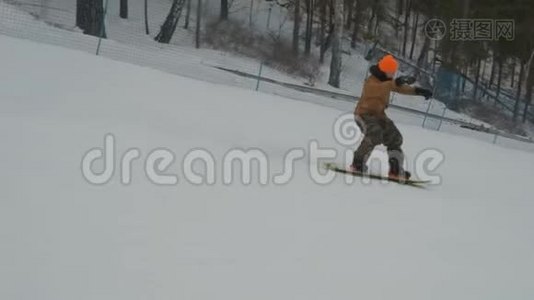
left=422, top=98, right=433, bottom=128
left=492, top=132, right=499, bottom=144
left=255, top=61, right=264, bottom=91
left=96, top=0, right=109, bottom=56
left=437, top=106, right=446, bottom=131
left=144, top=0, right=150, bottom=34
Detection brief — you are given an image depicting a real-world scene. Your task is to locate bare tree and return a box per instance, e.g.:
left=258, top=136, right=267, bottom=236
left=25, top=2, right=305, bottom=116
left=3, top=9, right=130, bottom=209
left=344, top=0, right=353, bottom=30
left=488, top=52, right=497, bottom=88
left=523, top=62, right=534, bottom=122
left=155, top=0, right=186, bottom=44
left=366, top=0, right=377, bottom=37
left=76, top=0, right=106, bottom=38
left=328, top=0, right=343, bottom=87
left=513, top=61, right=525, bottom=120
left=408, top=10, right=419, bottom=60
left=510, top=60, right=516, bottom=88
left=292, top=0, right=301, bottom=54
left=521, top=49, right=534, bottom=122
left=416, top=34, right=430, bottom=68
left=304, top=0, right=314, bottom=55
left=120, top=0, right=128, bottom=19
left=350, top=0, right=362, bottom=48
left=184, top=0, right=192, bottom=29
left=495, top=57, right=503, bottom=101
left=401, top=0, right=411, bottom=56
left=221, top=0, right=229, bottom=20
left=196, top=0, right=202, bottom=48
left=319, top=0, right=327, bottom=63
left=473, top=58, right=482, bottom=100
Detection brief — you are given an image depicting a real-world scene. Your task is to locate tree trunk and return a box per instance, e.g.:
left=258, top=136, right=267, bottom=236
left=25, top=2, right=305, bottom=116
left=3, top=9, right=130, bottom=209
left=120, top=0, right=128, bottom=19
left=416, top=35, right=430, bottom=68
left=350, top=0, right=360, bottom=48
left=510, top=59, right=516, bottom=88
left=155, top=0, right=186, bottom=44
left=328, top=0, right=343, bottom=88
left=292, top=0, right=301, bottom=55
left=523, top=63, right=534, bottom=122
left=408, top=11, right=418, bottom=60
left=495, top=57, right=503, bottom=103
left=373, top=6, right=381, bottom=37
left=521, top=49, right=534, bottom=122
left=488, top=53, right=496, bottom=88
left=220, top=0, right=228, bottom=20
left=184, top=0, right=192, bottom=29
left=366, top=4, right=376, bottom=37
left=401, top=0, right=411, bottom=57
left=481, top=58, right=487, bottom=81
left=462, top=65, right=467, bottom=92
left=513, top=63, right=525, bottom=121
left=320, top=0, right=327, bottom=63
left=345, top=0, right=353, bottom=29
left=76, top=0, right=106, bottom=38
left=195, top=0, right=202, bottom=48
left=76, top=0, right=83, bottom=28
left=321, top=0, right=335, bottom=55
left=249, top=0, right=253, bottom=26
left=473, top=59, right=481, bottom=100
left=304, top=0, right=314, bottom=56
left=396, top=0, right=403, bottom=15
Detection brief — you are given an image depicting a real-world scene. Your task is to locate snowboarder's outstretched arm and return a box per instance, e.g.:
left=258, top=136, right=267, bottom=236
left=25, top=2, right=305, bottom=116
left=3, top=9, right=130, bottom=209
left=390, top=79, right=416, bottom=95
left=390, top=76, right=433, bottom=99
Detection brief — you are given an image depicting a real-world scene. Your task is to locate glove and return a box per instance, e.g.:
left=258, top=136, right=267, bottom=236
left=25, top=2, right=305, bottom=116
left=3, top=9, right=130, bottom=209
left=395, top=76, right=416, bottom=86
left=415, top=87, right=432, bottom=100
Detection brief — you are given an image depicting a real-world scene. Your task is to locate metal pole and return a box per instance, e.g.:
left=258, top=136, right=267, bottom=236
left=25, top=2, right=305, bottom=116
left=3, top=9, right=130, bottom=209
left=96, top=0, right=109, bottom=56
left=256, top=61, right=264, bottom=91
left=144, top=0, right=150, bottom=34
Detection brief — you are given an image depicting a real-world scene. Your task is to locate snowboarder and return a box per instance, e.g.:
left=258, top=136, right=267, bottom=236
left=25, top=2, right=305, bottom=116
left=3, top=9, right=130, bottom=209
left=351, top=54, right=432, bottom=179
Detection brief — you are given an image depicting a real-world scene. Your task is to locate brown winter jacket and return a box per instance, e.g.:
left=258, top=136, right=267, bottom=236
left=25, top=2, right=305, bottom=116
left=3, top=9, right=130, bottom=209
left=355, top=65, right=416, bottom=118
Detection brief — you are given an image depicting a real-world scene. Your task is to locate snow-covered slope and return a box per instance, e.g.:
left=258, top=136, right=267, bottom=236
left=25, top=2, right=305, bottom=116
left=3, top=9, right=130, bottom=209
left=1, top=35, right=534, bottom=300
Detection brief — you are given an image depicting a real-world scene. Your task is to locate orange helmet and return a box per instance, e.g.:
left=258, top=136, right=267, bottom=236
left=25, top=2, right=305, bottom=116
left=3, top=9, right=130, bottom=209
left=378, top=54, right=398, bottom=73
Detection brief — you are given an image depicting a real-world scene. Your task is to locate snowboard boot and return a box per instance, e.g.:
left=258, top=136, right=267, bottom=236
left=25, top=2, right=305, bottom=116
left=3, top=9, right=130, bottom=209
left=349, top=160, right=368, bottom=173
left=388, top=157, right=411, bottom=179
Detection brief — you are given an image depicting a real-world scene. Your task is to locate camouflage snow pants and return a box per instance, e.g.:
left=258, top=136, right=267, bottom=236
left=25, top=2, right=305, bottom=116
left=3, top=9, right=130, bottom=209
left=352, top=114, right=405, bottom=172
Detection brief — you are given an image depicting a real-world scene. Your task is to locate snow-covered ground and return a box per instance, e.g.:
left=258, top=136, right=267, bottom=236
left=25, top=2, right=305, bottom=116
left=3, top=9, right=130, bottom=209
left=2, top=34, right=534, bottom=300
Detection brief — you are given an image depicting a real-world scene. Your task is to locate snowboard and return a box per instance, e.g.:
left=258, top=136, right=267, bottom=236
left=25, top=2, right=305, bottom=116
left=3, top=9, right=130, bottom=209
left=324, top=163, right=430, bottom=187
